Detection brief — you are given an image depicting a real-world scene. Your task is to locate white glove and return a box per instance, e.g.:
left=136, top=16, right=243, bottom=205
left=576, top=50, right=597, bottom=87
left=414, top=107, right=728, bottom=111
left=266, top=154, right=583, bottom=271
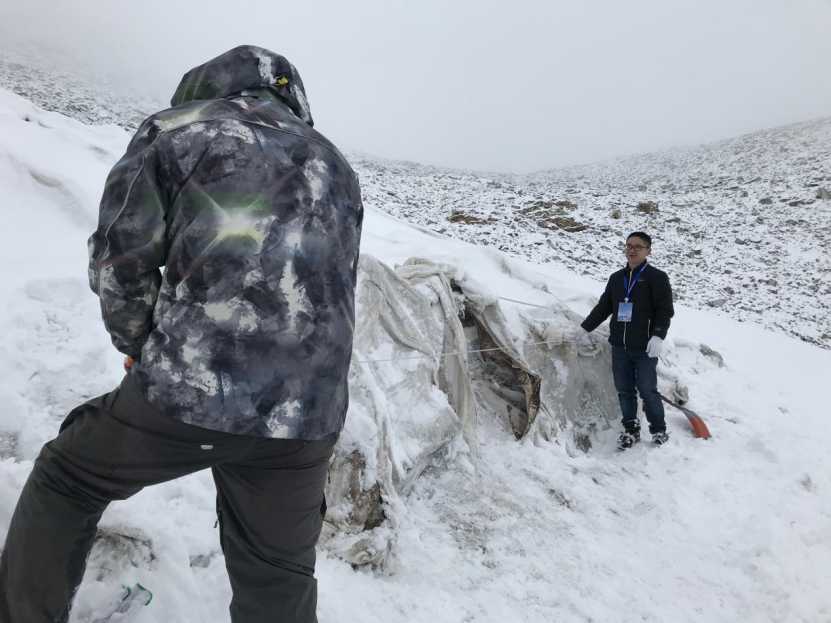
left=574, top=326, right=599, bottom=357
left=646, top=336, right=663, bottom=358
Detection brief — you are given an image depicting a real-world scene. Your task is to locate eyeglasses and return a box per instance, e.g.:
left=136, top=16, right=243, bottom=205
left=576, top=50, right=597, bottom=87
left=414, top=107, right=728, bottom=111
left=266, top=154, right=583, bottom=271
left=624, top=244, right=650, bottom=252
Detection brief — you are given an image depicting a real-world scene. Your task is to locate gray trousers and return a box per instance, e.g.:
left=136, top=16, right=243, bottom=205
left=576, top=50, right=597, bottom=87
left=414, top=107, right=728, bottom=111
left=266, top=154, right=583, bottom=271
left=0, top=376, right=336, bottom=623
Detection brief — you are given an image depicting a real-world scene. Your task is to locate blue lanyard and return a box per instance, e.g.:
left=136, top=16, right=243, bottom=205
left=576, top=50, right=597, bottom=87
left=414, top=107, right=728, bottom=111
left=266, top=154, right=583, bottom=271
left=623, top=262, right=648, bottom=302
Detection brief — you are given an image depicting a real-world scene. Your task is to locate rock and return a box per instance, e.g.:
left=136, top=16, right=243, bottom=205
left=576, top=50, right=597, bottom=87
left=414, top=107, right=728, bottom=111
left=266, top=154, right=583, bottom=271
left=724, top=286, right=735, bottom=295
left=0, top=431, right=17, bottom=460
left=448, top=210, right=495, bottom=225
left=671, top=382, right=690, bottom=404
left=759, top=197, right=773, bottom=205
left=735, top=238, right=746, bottom=245
left=741, top=190, right=749, bottom=197
left=817, top=187, right=830, bottom=200
left=636, top=201, right=658, bottom=214
left=190, top=553, right=217, bottom=568
left=638, top=184, right=648, bottom=191
left=788, top=200, right=806, bottom=207
left=611, top=209, right=621, bottom=219
left=756, top=216, right=764, bottom=224
left=546, top=216, right=587, bottom=233
left=521, top=201, right=585, bottom=232
left=707, top=299, right=727, bottom=308
left=765, top=279, right=778, bottom=286
left=700, top=344, right=725, bottom=367
left=88, top=527, right=156, bottom=582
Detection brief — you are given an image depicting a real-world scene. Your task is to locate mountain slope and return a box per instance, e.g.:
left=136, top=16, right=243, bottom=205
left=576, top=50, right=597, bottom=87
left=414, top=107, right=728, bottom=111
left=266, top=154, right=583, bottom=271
left=1, top=87, right=830, bottom=623
left=355, top=117, right=831, bottom=348
left=2, top=48, right=828, bottom=346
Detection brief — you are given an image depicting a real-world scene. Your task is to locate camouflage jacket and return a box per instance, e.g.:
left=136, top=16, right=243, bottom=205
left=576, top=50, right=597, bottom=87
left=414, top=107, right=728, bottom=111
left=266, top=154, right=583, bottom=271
left=88, top=46, right=363, bottom=439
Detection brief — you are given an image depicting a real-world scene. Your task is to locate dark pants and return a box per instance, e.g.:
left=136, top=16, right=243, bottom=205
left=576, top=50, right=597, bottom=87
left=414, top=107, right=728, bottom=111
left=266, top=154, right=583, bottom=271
left=0, top=376, right=336, bottom=623
left=611, top=346, right=666, bottom=434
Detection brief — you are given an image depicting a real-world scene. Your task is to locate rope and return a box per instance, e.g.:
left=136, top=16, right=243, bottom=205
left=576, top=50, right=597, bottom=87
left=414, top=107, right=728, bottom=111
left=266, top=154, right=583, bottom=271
left=353, top=340, right=555, bottom=365
left=497, top=296, right=552, bottom=309
left=353, top=294, right=567, bottom=365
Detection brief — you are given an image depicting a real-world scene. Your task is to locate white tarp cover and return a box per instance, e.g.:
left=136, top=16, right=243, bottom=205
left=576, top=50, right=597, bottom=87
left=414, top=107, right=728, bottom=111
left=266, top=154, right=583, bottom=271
left=322, top=255, right=688, bottom=566
left=321, top=255, right=478, bottom=565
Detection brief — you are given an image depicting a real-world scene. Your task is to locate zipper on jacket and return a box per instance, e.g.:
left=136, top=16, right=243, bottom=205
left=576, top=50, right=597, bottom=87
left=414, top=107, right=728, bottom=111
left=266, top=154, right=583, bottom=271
left=623, top=268, right=632, bottom=349
left=647, top=319, right=651, bottom=345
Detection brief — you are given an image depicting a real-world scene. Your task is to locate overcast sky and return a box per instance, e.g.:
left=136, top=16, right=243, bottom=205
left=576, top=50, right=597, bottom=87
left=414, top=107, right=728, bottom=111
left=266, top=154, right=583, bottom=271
left=1, top=0, right=829, bottom=173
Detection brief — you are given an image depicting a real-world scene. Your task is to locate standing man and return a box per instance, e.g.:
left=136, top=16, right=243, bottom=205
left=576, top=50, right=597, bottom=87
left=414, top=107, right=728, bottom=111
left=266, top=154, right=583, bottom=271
left=580, top=232, right=674, bottom=449
left=0, top=45, right=362, bottom=623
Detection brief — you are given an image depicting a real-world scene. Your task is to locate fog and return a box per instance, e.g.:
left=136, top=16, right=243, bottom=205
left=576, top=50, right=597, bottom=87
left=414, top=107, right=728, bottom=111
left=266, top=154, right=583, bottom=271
left=1, top=0, right=829, bottom=173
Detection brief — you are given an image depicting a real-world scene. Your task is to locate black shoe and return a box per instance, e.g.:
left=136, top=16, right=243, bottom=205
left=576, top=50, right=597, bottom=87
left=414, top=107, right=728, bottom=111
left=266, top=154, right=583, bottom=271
left=652, top=431, right=669, bottom=446
left=618, top=428, right=641, bottom=450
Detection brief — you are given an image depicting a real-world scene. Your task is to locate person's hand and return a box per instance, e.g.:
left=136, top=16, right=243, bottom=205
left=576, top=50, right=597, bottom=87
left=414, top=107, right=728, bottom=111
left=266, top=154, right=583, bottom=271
left=573, top=326, right=599, bottom=357
left=572, top=326, right=589, bottom=343
left=646, top=336, right=663, bottom=358
left=124, top=356, right=134, bottom=373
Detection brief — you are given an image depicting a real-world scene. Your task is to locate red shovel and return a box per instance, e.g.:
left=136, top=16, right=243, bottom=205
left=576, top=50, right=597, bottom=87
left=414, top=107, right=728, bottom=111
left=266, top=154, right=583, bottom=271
left=661, top=395, right=712, bottom=439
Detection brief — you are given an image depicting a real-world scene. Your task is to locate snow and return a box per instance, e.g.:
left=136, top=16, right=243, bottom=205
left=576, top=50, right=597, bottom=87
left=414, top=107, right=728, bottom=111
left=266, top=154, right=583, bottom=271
left=0, top=87, right=830, bottom=623
left=352, top=120, right=831, bottom=349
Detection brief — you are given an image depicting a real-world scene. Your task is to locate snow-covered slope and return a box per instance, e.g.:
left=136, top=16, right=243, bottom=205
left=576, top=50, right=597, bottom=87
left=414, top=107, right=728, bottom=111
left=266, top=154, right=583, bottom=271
left=1, top=88, right=830, bottom=623
left=2, top=49, right=828, bottom=347
left=0, top=48, right=161, bottom=132
left=354, top=118, right=831, bottom=348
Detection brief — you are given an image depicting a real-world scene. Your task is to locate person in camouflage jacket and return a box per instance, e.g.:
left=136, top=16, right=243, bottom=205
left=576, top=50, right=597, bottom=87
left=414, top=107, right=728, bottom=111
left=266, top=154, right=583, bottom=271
left=0, top=46, right=362, bottom=623
left=90, top=45, right=363, bottom=439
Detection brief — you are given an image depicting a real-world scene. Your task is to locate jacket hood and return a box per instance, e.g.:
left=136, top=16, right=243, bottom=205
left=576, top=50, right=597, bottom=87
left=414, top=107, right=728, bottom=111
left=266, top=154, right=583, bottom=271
left=171, top=45, right=313, bottom=127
